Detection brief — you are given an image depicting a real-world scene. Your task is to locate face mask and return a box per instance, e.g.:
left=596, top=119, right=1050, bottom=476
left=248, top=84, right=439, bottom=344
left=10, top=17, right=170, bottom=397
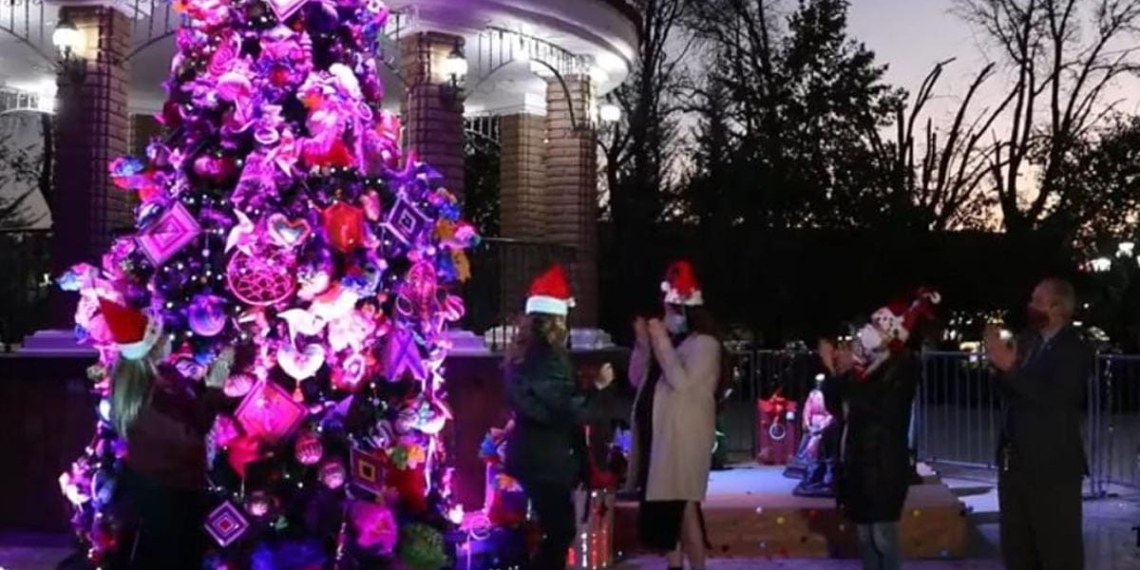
left=1027, top=306, right=1050, bottom=330
left=664, top=313, right=688, bottom=335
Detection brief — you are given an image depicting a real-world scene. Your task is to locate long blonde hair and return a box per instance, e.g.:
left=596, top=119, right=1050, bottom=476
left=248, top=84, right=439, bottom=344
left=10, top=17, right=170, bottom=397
left=110, top=356, right=157, bottom=436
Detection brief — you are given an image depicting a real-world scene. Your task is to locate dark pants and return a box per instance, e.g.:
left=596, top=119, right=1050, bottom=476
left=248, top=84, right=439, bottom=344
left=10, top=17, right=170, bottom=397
left=524, top=480, right=576, bottom=570
left=998, top=457, right=1084, bottom=570
left=111, top=469, right=206, bottom=570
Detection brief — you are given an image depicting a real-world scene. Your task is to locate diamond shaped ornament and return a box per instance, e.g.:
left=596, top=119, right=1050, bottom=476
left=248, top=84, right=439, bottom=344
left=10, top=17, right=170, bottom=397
left=205, top=501, right=249, bottom=547
left=266, top=0, right=309, bottom=21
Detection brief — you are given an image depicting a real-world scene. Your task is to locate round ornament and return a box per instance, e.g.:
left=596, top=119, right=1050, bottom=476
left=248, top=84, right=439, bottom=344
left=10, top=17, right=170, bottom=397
left=188, top=294, right=228, bottom=337
left=321, top=201, right=367, bottom=253
left=225, top=246, right=297, bottom=306
left=244, top=490, right=274, bottom=518
left=320, top=460, right=346, bottom=489
left=294, top=431, right=324, bottom=465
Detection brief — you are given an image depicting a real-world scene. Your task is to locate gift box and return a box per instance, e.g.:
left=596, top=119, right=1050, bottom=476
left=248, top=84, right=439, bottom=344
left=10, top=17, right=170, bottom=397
left=756, top=391, right=799, bottom=465
left=484, top=464, right=528, bottom=526
left=567, top=488, right=615, bottom=570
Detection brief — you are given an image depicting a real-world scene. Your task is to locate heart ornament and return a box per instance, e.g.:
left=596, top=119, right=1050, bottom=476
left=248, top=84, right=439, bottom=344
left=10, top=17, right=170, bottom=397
left=278, top=343, right=326, bottom=380
left=267, top=213, right=312, bottom=249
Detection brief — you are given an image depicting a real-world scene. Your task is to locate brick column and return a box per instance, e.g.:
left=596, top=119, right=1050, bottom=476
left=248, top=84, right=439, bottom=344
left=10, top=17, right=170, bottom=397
left=48, top=5, right=131, bottom=328
left=545, top=75, right=598, bottom=327
left=399, top=32, right=465, bottom=201
left=499, top=113, right=546, bottom=240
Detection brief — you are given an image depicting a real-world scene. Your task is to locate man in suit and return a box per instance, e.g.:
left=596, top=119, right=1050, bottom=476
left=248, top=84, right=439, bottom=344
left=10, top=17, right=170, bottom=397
left=985, top=278, right=1093, bottom=570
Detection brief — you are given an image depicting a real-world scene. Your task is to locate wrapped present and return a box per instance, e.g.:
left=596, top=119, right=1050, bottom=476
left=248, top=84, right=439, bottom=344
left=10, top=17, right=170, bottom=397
left=484, top=464, right=528, bottom=526
left=756, top=390, right=799, bottom=466
left=567, top=488, right=615, bottom=570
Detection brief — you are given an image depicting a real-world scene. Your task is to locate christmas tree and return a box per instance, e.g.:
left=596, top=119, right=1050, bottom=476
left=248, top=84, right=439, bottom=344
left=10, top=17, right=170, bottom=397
left=55, top=0, right=477, bottom=566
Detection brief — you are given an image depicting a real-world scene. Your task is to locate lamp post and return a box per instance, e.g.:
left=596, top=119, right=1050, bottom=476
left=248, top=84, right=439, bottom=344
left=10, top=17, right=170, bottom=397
left=52, top=16, right=86, bottom=84
left=441, top=41, right=467, bottom=104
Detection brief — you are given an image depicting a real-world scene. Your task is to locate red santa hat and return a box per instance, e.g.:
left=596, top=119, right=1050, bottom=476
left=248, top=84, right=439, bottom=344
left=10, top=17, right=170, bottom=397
left=98, top=297, right=165, bottom=360
left=525, top=265, right=574, bottom=316
left=661, top=260, right=704, bottom=306
left=870, top=288, right=942, bottom=350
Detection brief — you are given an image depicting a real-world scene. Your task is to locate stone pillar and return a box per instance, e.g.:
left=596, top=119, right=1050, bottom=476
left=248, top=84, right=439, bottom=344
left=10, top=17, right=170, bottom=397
left=499, top=113, right=547, bottom=239
left=46, top=5, right=131, bottom=329
left=399, top=32, right=465, bottom=200
left=545, top=75, right=598, bottom=327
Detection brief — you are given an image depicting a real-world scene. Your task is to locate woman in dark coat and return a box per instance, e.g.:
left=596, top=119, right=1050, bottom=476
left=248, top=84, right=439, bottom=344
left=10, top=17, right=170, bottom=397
left=503, top=265, right=595, bottom=570
left=826, top=290, right=937, bottom=570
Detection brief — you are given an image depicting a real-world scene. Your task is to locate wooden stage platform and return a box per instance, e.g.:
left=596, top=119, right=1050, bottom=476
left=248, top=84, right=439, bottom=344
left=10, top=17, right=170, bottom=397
left=613, top=465, right=970, bottom=559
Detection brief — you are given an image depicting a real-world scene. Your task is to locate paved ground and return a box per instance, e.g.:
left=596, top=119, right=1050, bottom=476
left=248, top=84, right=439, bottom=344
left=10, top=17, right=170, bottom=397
left=2, top=466, right=1138, bottom=570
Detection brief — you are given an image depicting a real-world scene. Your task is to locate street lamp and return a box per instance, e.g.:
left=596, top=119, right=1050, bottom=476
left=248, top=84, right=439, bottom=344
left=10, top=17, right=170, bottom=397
left=440, top=41, right=467, bottom=104
left=52, top=17, right=86, bottom=83
left=599, top=103, right=621, bottom=123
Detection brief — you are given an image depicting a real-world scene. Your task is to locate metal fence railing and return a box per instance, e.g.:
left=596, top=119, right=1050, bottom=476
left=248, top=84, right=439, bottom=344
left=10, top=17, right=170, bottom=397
left=720, top=348, right=1140, bottom=496
left=0, top=230, right=51, bottom=348
left=459, top=238, right=577, bottom=334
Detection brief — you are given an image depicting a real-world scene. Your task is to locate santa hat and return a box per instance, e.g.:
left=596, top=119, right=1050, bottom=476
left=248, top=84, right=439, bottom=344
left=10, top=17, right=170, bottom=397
left=98, top=297, right=164, bottom=360
left=871, top=288, right=942, bottom=349
left=661, top=260, right=703, bottom=306
left=525, top=265, right=574, bottom=316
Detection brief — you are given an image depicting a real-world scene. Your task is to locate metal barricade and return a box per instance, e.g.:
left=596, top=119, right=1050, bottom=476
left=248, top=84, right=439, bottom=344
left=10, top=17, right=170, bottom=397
left=720, top=348, right=1140, bottom=493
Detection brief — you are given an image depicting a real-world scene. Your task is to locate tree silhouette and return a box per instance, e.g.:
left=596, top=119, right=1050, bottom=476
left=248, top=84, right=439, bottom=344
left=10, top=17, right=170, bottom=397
left=955, top=0, right=1140, bottom=238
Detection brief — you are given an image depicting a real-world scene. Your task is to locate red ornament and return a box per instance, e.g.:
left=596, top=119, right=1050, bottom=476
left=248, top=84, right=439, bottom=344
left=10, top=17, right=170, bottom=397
left=294, top=431, right=324, bottom=465
left=322, top=201, right=367, bottom=253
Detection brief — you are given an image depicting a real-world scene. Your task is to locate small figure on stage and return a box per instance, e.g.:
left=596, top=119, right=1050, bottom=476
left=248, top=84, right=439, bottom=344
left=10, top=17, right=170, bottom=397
left=789, top=340, right=843, bottom=497
left=985, top=278, right=1092, bottom=570
left=627, top=261, right=727, bottom=570
left=830, top=290, right=939, bottom=570
left=503, top=265, right=595, bottom=570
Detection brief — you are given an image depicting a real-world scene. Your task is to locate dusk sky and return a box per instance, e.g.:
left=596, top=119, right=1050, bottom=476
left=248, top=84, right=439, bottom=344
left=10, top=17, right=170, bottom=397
left=846, top=0, right=1140, bottom=119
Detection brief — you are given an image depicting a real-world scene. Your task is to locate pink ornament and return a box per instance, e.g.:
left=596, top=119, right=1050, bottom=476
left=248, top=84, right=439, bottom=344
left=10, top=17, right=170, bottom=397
left=320, top=460, right=346, bottom=489
left=135, top=202, right=202, bottom=266
left=362, top=190, right=382, bottom=221
left=350, top=499, right=398, bottom=554
left=225, top=246, right=297, bottom=306
left=294, top=431, right=324, bottom=465
left=277, top=343, right=326, bottom=380
left=223, top=372, right=255, bottom=398
left=266, top=213, right=312, bottom=249
left=244, top=491, right=273, bottom=518
left=332, top=352, right=367, bottom=392
left=296, top=265, right=332, bottom=301
left=210, top=415, right=241, bottom=447
left=234, top=379, right=307, bottom=445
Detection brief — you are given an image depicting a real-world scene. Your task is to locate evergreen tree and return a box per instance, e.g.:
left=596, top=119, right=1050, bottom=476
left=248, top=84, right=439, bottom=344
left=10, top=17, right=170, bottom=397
left=56, top=0, right=476, bottom=567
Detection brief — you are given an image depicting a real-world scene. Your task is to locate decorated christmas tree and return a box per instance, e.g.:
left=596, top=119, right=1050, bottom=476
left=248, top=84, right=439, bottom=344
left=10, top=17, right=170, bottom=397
left=55, top=0, right=477, bottom=566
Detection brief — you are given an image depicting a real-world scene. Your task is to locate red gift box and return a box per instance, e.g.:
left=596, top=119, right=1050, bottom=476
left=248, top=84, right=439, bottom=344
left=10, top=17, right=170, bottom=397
left=756, top=390, right=799, bottom=465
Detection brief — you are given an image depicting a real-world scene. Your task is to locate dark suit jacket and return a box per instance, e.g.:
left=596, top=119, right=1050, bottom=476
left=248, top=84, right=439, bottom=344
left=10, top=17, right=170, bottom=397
left=998, top=325, right=1092, bottom=481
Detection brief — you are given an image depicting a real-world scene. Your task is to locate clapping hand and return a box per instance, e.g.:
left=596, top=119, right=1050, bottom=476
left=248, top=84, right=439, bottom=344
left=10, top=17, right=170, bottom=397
left=646, top=318, right=668, bottom=341
left=633, top=317, right=649, bottom=346
left=984, top=324, right=1017, bottom=372
left=818, top=339, right=837, bottom=374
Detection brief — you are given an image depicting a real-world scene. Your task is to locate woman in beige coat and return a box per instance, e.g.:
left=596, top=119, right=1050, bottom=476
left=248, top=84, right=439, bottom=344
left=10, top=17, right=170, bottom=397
left=627, top=261, right=724, bottom=570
